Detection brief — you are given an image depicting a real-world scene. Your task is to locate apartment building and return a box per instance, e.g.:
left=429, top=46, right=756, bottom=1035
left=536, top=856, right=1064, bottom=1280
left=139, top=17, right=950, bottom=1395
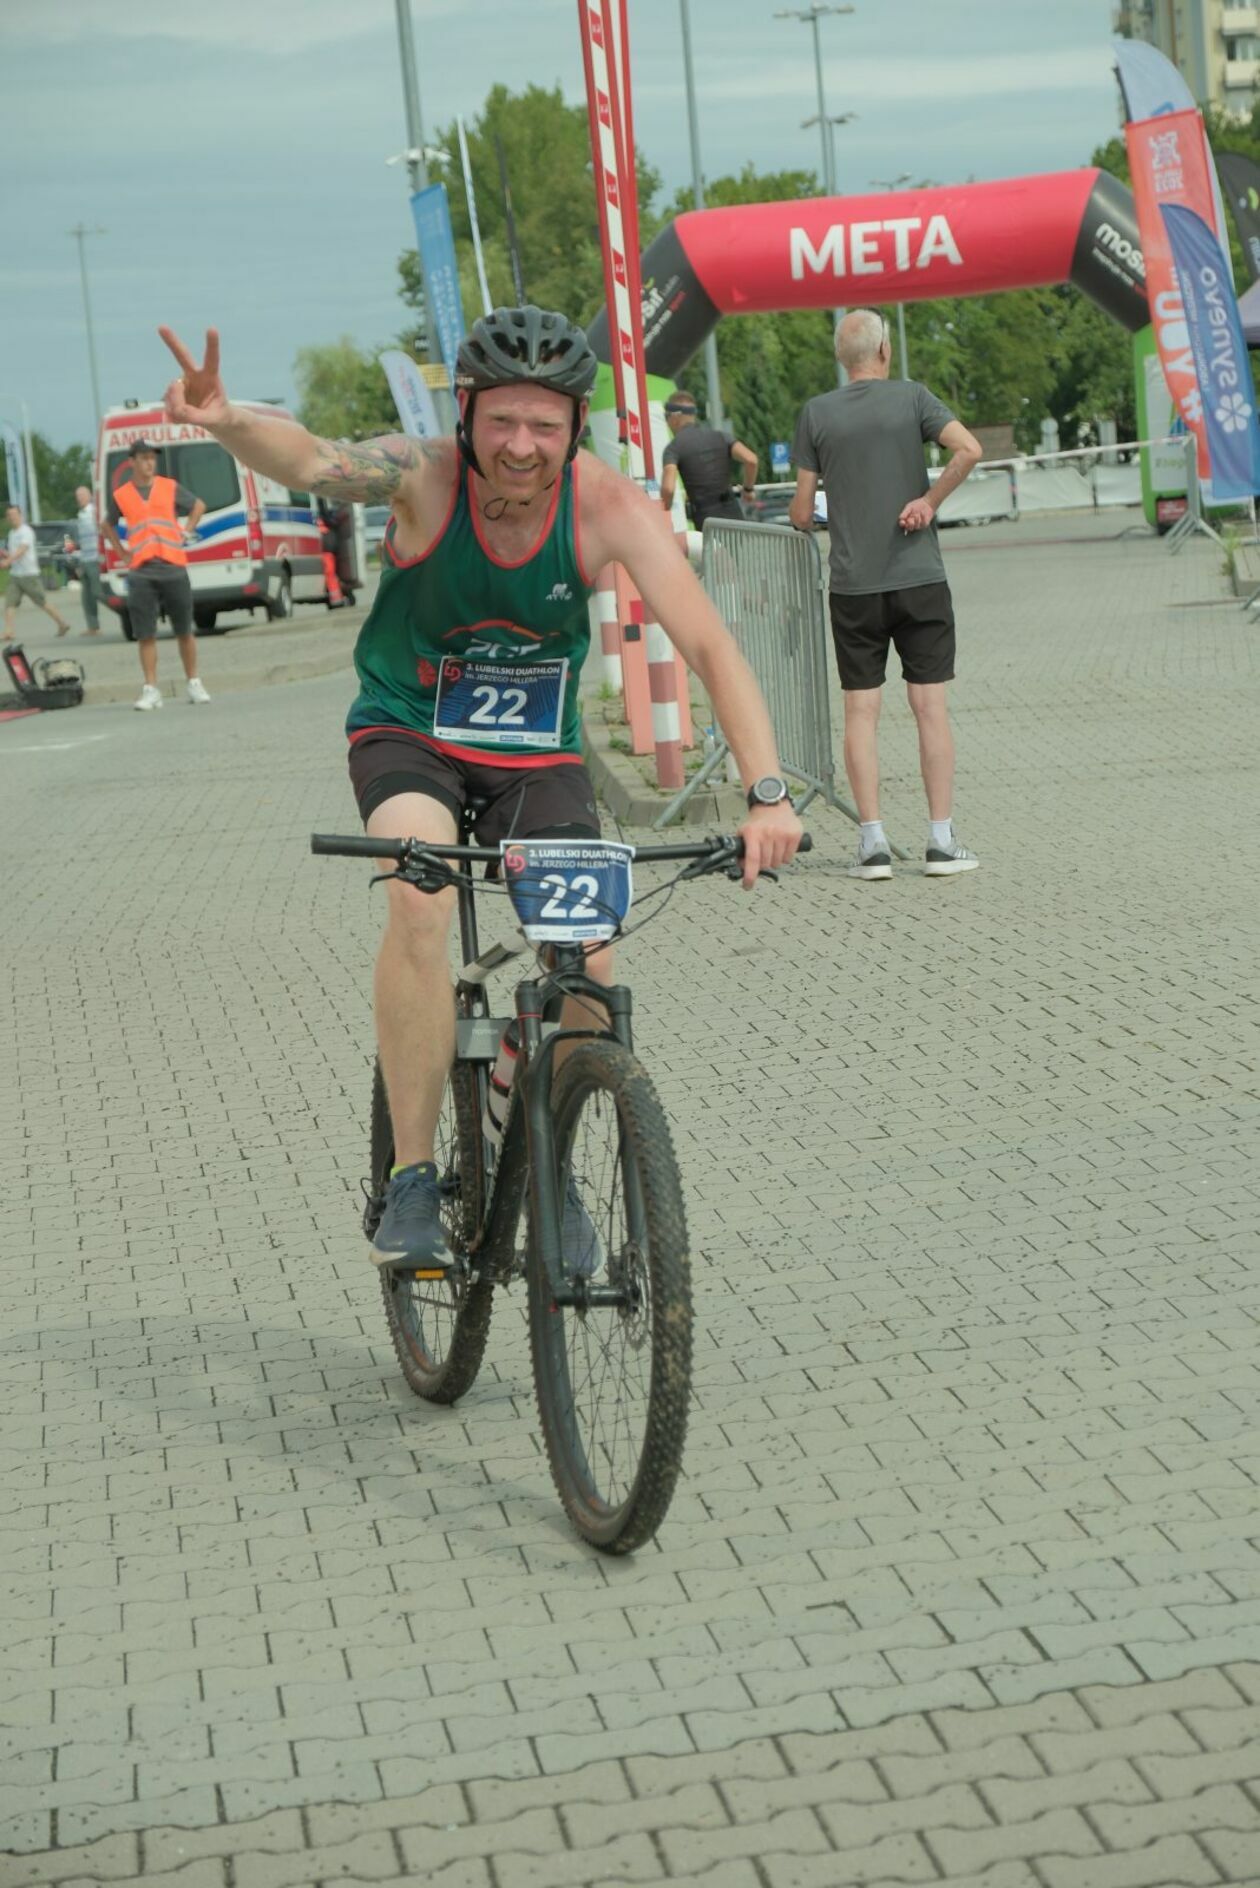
left=1116, top=0, right=1260, bottom=116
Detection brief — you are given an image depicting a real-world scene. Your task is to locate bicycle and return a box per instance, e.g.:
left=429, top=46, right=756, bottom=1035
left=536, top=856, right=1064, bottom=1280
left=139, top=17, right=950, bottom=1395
left=310, top=817, right=811, bottom=1553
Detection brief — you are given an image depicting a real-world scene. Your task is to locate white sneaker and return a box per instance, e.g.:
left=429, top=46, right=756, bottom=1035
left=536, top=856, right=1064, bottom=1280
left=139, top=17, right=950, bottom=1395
left=134, top=684, right=163, bottom=712
left=186, top=678, right=212, bottom=704
left=924, top=837, right=979, bottom=876
left=846, top=845, right=892, bottom=881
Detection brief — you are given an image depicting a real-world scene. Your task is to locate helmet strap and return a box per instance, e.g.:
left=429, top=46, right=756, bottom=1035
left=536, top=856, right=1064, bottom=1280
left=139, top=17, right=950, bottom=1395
left=456, top=392, right=484, bottom=476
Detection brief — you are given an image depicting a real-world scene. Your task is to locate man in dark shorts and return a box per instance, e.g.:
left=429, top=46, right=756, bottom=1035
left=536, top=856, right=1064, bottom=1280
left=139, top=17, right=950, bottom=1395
left=659, top=393, right=758, bottom=529
left=790, top=309, right=983, bottom=879
left=100, top=442, right=210, bottom=710
left=159, top=307, right=802, bottom=1271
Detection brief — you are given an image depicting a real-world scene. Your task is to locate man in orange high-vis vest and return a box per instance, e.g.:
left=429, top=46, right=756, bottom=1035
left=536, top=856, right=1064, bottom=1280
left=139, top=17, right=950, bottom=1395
left=100, top=441, right=210, bottom=711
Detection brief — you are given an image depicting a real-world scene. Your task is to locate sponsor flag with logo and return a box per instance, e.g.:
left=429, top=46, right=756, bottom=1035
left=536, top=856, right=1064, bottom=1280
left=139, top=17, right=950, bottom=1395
left=410, top=182, right=467, bottom=386
left=1161, top=202, right=1260, bottom=499
left=1126, top=109, right=1221, bottom=482
left=379, top=350, right=443, bottom=439
left=1, top=420, right=27, bottom=514
left=1215, top=152, right=1260, bottom=284
left=1113, top=37, right=1232, bottom=286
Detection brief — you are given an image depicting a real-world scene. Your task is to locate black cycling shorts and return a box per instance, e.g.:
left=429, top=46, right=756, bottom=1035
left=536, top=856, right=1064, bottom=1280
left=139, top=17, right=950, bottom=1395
left=829, top=582, right=956, bottom=691
left=347, top=730, right=601, bottom=844
left=127, top=562, right=194, bottom=641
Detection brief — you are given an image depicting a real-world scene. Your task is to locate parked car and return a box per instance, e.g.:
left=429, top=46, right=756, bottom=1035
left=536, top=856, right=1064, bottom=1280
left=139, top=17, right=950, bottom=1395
left=364, top=505, right=390, bottom=555
left=32, top=520, right=76, bottom=585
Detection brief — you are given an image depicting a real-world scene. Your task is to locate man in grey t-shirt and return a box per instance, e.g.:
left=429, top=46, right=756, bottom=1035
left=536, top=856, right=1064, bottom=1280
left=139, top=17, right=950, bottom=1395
left=790, top=309, right=982, bottom=879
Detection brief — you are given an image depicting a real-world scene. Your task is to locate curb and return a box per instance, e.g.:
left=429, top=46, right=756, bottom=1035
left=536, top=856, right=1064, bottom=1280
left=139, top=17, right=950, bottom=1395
left=78, top=648, right=356, bottom=708
left=582, top=714, right=746, bottom=829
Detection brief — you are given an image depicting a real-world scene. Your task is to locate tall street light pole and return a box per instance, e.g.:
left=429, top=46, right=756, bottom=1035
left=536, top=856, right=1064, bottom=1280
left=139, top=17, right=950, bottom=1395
left=776, top=4, right=854, bottom=384
left=69, top=223, right=105, bottom=430
left=870, top=173, right=913, bottom=378
left=775, top=4, right=854, bottom=196
left=393, top=0, right=440, bottom=373
left=679, top=0, right=725, bottom=428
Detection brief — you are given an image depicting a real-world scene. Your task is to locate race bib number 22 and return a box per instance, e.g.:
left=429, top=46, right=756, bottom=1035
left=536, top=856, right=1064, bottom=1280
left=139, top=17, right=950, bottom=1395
left=432, top=656, right=568, bottom=749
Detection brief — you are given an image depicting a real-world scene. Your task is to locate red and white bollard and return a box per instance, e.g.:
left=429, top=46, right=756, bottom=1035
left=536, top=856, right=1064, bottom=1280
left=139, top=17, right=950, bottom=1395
left=645, top=616, right=685, bottom=789
left=592, top=562, right=622, bottom=692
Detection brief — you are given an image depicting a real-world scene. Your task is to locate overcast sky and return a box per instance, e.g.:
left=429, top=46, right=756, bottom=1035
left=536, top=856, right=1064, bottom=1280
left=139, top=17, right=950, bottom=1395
left=8, top=0, right=1121, bottom=452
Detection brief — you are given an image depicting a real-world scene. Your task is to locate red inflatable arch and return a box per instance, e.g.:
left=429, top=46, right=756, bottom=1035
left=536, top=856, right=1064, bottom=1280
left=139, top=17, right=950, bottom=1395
left=589, top=169, right=1148, bottom=377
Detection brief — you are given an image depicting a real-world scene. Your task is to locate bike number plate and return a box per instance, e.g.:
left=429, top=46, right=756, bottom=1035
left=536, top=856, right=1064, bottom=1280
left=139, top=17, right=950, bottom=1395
left=433, top=657, right=567, bottom=750
left=500, top=838, right=635, bottom=943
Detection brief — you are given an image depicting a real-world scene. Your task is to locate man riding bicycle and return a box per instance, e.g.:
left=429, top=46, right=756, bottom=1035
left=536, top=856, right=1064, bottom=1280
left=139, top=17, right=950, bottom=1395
left=159, top=306, right=802, bottom=1273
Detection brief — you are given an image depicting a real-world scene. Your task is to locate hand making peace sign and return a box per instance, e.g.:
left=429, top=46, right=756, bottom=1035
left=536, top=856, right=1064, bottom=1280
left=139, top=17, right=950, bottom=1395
left=158, top=326, right=230, bottom=428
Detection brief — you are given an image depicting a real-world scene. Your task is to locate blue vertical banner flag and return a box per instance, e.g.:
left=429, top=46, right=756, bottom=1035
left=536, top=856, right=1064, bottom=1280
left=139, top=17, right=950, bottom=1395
left=1161, top=202, right=1260, bottom=500
left=1, top=420, right=27, bottom=514
left=410, top=183, right=466, bottom=386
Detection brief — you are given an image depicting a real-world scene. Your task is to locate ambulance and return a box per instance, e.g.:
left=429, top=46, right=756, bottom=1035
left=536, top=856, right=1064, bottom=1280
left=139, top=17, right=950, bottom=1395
left=95, top=402, right=362, bottom=636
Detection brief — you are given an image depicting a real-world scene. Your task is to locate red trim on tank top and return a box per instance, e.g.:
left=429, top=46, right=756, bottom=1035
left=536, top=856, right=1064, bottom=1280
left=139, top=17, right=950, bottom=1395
left=570, top=454, right=596, bottom=590
left=468, top=464, right=563, bottom=569
left=347, top=724, right=583, bottom=769
left=382, top=466, right=460, bottom=568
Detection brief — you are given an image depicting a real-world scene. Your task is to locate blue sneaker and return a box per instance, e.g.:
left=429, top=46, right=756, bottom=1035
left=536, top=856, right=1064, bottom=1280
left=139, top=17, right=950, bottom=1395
left=371, top=1162, right=453, bottom=1273
left=563, top=1174, right=605, bottom=1280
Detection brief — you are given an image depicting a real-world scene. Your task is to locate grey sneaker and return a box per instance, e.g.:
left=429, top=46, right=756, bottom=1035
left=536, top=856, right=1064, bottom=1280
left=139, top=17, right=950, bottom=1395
left=371, top=1162, right=452, bottom=1272
left=925, top=837, right=979, bottom=876
left=563, top=1174, right=605, bottom=1280
left=846, top=845, right=892, bottom=881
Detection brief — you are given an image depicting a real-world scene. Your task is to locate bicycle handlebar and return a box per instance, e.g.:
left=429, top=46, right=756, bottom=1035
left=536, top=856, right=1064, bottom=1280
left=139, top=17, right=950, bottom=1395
left=310, top=832, right=812, bottom=864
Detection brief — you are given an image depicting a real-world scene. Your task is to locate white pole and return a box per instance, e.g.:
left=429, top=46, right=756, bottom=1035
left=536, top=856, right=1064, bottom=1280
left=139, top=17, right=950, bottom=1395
left=679, top=0, right=724, bottom=428
left=457, top=115, right=493, bottom=317
left=20, top=401, right=41, bottom=525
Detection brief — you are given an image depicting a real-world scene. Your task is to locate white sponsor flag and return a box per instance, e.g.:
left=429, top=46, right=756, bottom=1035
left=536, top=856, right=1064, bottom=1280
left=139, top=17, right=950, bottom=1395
left=379, top=350, right=442, bottom=440
left=1, top=420, right=27, bottom=514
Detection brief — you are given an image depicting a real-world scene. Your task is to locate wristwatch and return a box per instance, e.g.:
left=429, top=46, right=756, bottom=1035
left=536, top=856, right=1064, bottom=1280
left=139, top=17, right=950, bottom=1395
left=746, top=774, right=791, bottom=809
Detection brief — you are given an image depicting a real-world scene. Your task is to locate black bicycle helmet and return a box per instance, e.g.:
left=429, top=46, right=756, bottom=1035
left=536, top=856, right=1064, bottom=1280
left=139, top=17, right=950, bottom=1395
left=455, top=305, right=598, bottom=399
left=455, top=305, right=598, bottom=474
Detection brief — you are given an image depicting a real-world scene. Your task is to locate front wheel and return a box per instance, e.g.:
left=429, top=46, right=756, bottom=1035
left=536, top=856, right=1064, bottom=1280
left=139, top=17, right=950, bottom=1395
left=528, top=1040, right=692, bottom=1553
left=372, top=1054, right=494, bottom=1404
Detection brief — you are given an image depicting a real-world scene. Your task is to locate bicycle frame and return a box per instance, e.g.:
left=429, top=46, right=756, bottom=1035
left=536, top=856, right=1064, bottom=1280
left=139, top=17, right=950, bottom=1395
left=309, top=824, right=809, bottom=1304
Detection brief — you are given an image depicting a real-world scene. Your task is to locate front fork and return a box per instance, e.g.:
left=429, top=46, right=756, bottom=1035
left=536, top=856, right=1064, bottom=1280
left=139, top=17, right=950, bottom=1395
left=515, top=972, right=633, bottom=1302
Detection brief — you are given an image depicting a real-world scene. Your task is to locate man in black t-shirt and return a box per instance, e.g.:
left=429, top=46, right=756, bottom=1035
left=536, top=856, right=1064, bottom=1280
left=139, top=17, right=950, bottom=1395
left=659, top=395, right=758, bottom=530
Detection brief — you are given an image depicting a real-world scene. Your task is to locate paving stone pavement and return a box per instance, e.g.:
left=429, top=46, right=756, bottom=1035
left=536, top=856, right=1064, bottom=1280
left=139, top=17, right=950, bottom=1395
left=1, top=511, right=1258, bottom=1887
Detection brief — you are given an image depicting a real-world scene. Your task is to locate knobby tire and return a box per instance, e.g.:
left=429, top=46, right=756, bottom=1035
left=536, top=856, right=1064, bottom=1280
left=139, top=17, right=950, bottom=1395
left=528, top=1039, right=692, bottom=1553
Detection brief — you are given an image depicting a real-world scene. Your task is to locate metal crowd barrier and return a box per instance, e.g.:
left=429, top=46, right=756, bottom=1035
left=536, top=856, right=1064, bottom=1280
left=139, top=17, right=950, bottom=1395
left=932, top=438, right=1175, bottom=525
left=654, top=518, right=855, bottom=832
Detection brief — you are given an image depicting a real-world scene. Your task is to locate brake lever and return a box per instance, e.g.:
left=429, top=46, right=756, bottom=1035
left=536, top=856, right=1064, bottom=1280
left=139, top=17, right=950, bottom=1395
left=723, top=862, right=778, bottom=884
left=682, top=839, right=740, bottom=881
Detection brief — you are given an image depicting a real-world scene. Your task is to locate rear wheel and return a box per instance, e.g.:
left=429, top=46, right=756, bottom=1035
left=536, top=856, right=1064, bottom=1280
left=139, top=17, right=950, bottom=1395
left=373, top=1052, right=494, bottom=1404
left=266, top=569, right=293, bottom=621
left=528, top=1040, right=692, bottom=1553
left=193, top=606, right=218, bottom=633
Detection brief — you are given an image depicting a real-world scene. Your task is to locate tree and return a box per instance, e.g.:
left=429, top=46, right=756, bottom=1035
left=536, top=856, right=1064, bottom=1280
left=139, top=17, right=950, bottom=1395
left=399, top=84, right=661, bottom=347
left=293, top=337, right=399, bottom=440
left=0, top=434, right=91, bottom=517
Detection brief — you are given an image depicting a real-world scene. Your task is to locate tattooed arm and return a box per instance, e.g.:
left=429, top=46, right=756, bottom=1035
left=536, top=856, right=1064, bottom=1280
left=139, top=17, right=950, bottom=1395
left=308, top=432, right=446, bottom=502
left=159, top=322, right=448, bottom=507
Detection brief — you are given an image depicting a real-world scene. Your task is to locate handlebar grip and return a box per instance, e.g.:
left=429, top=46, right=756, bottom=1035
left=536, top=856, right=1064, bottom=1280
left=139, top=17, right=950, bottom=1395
left=310, top=833, right=403, bottom=859
left=798, top=833, right=812, bottom=854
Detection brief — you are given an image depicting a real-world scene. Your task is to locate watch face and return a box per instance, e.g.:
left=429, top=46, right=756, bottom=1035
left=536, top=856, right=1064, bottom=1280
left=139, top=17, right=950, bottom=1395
left=751, top=775, right=787, bottom=805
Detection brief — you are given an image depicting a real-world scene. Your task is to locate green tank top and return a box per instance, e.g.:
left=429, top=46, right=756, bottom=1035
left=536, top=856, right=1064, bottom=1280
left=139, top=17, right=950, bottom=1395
left=346, top=460, right=594, bottom=761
